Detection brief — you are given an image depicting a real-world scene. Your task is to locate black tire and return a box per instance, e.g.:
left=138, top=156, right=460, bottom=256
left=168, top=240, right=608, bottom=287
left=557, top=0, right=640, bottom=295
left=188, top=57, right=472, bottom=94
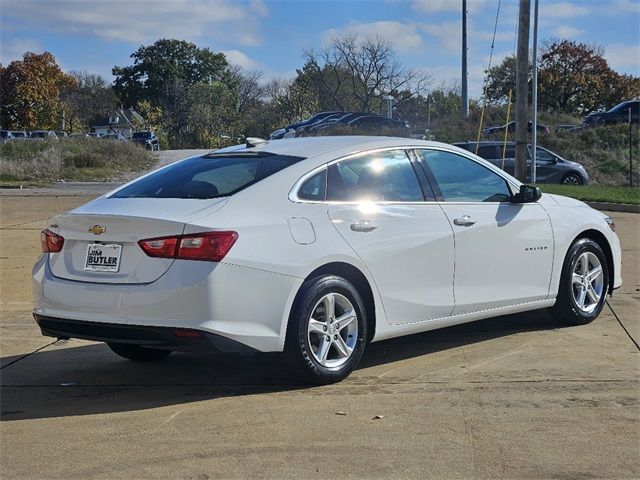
left=561, top=172, right=583, bottom=185
left=549, top=238, right=609, bottom=325
left=107, top=342, right=172, bottom=362
left=284, top=275, right=368, bottom=385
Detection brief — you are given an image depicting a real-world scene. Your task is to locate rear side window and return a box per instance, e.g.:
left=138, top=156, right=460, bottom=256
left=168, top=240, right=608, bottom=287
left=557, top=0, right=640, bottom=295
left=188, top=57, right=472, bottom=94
left=298, top=169, right=326, bottom=201
left=112, top=153, right=304, bottom=199
left=327, top=150, right=424, bottom=202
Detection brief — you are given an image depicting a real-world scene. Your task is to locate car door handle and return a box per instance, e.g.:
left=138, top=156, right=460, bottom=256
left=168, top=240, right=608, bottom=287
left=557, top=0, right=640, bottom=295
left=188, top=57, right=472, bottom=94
left=453, top=215, right=476, bottom=227
left=350, top=220, right=378, bottom=232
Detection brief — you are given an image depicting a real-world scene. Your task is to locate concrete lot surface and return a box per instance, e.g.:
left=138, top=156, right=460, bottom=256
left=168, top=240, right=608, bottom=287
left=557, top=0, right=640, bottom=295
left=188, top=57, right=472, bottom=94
left=0, top=195, right=638, bottom=479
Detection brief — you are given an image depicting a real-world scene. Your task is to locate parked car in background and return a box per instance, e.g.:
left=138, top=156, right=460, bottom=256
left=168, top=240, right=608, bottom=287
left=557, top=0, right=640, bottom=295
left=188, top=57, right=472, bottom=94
left=309, top=112, right=383, bottom=133
left=294, top=113, right=346, bottom=135
left=483, top=121, right=550, bottom=135
left=345, top=115, right=410, bottom=133
left=453, top=141, right=588, bottom=185
left=270, top=111, right=342, bottom=139
left=30, top=130, right=59, bottom=139
left=1, top=130, right=16, bottom=143
left=11, top=130, right=28, bottom=139
left=131, top=131, right=160, bottom=150
left=583, top=100, right=639, bottom=126
left=32, top=136, right=621, bottom=384
left=55, top=131, right=69, bottom=138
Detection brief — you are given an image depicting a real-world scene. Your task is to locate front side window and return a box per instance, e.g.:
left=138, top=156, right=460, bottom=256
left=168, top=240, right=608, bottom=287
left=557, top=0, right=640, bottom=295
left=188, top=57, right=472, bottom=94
left=535, top=147, right=556, bottom=162
left=418, top=150, right=512, bottom=203
left=112, top=153, right=304, bottom=199
left=327, top=150, right=424, bottom=202
left=475, top=145, right=499, bottom=160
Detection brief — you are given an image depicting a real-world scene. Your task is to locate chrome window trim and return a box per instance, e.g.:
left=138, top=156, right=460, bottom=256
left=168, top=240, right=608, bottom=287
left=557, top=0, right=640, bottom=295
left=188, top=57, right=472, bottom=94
left=288, top=144, right=522, bottom=205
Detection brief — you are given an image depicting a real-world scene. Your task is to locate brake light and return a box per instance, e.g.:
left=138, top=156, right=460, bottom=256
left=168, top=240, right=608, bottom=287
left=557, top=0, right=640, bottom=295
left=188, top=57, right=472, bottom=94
left=41, top=229, right=64, bottom=253
left=138, top=231, right=238, bottom=262
left=138, top=237, right=178, bottom=259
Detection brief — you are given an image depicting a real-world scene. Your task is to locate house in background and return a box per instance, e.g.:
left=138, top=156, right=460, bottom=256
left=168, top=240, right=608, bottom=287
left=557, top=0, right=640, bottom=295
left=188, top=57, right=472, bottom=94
left=91, top=108, right=144, bottom=138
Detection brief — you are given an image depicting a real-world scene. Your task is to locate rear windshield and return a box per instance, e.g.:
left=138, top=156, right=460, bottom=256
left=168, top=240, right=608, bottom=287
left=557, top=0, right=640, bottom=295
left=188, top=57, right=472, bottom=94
left=111, top=152, right=305, bottom=199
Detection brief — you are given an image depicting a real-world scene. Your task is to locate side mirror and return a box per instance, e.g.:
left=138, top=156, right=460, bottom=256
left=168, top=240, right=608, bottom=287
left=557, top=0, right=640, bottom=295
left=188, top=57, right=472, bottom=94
left=512, top=185, right=542, bottom=203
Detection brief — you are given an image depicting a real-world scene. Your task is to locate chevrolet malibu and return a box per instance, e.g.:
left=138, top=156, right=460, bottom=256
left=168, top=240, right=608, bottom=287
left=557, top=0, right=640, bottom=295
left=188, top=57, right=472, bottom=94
left=33, top=136, right=622, bottom=384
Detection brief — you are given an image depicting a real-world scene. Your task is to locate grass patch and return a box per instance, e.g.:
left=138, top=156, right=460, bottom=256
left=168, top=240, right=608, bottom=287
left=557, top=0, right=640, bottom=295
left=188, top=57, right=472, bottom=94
left=0, top=138, right=155, bottom=183
left=539, top=184, right=640, bottom=205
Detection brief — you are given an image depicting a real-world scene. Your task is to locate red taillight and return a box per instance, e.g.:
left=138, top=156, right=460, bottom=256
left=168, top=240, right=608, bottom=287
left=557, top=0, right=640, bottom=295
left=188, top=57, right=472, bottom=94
left=41, top=229, right=64, bottom=253
left=138, top=231, right=238, bottom=262
left=138, top=237, right=179, bottom=259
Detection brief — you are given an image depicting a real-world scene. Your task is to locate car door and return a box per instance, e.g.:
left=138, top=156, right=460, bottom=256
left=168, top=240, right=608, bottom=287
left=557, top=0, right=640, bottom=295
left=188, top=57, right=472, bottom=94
left=326, top=149, right=455, bottom=324
left=530, top=146, right=559, bottom=183
left=415, top=148, right=554, bottom=316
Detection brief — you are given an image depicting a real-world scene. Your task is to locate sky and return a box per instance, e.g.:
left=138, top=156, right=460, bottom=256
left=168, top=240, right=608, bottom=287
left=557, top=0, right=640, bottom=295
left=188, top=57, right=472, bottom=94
left=1, top=0, right=639, bottom=98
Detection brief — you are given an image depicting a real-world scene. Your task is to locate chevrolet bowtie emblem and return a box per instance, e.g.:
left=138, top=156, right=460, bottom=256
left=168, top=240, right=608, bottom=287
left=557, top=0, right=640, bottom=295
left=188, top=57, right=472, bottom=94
left=88, top=225, right=106, bottom=235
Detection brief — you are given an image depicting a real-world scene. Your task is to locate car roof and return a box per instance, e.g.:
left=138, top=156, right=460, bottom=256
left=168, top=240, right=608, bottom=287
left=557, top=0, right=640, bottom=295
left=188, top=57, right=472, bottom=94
left=215, top=136, right=460, bottom=159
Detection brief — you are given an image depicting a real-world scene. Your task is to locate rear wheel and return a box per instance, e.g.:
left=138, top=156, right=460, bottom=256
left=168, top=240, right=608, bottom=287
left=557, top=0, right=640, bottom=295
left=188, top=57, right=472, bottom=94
left=549, top=238, right=609, bottom=325
left=284, top=275, right=367, bottom=385
left=107, top=342, right=172, bottom=361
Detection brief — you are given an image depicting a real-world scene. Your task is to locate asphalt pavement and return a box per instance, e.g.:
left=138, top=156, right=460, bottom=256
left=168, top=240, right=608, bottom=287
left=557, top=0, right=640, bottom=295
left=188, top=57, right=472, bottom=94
left=0, top=195, right=638, bottom=479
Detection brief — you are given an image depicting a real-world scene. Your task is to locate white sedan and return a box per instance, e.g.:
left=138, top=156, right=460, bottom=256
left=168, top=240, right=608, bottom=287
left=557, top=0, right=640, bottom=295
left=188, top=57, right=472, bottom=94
left=33, top=136, right=622, bottom=384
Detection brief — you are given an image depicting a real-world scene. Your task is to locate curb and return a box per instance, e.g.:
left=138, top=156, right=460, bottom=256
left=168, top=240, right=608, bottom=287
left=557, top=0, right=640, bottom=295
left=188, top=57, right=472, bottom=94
left=586, top=201, right=640, bottom=214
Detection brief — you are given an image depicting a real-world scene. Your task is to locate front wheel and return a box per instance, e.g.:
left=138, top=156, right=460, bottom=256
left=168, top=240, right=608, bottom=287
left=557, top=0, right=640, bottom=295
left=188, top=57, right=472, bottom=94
left=108, top=342, right=172, bottom=361
left=549, top=238, right=609, bottom=325
left=284, top=275, right=368, bottom=385
left=562, top=173, right=583, bottom=185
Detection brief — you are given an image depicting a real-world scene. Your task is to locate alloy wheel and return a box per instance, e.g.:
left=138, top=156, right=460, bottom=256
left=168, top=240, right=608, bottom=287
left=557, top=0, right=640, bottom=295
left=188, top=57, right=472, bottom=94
left=307, top=293, right=358, bottom=368
left=571, top=251, right=604, bottom=313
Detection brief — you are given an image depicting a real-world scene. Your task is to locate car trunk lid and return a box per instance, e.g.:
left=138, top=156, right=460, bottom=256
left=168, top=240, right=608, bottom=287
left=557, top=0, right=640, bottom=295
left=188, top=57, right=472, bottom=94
left=47, top=197, right=227, bottom=284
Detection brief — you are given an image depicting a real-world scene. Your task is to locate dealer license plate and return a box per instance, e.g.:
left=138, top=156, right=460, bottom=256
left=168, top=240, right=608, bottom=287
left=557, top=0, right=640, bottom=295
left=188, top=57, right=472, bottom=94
left=84, top=243, right=122, bottom=272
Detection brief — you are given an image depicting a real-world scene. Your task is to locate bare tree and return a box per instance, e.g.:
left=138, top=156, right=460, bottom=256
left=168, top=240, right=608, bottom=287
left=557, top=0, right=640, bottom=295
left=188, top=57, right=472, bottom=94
left=228, top=66, right=264, bottom=115
left=303, top=34, right=431, bottom=113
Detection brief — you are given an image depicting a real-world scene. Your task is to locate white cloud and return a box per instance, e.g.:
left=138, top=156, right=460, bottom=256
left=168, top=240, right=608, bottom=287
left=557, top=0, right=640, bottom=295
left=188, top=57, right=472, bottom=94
left=322, top=21, right=423, bottom=52
left=553, top=25, right=584, bottom=38
left=0, top=38, right=44, bottom=64
left=422, top=21, right=512, bottom=53
left=607, top=0, right=640, bottom=13
left=540, top=1, right=591, bottom=18
left=222, top=49, right=259, bottom=70
left=412, top=0, right=487, bottom=14
left=1, top=0, right=268, bottom=47
left=604, top=43, right=640, bottom=73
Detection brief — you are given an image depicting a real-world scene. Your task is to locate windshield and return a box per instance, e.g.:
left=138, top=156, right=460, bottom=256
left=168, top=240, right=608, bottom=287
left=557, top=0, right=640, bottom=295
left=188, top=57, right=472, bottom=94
left=132, top=132, right=151, bottom=139
left=111, top=153, right=305, bottom=199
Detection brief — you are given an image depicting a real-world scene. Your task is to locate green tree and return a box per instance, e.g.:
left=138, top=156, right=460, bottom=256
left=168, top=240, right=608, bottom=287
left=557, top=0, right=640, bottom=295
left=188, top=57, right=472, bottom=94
left=484, top=40, right=640, bottom=115
left=484, top=55, right=519, bottom=106
left=112, top=39, right=229, bottom=107
left=0, top=52, right=76, bottom=129
left=538, top=40, right=639, bottom=115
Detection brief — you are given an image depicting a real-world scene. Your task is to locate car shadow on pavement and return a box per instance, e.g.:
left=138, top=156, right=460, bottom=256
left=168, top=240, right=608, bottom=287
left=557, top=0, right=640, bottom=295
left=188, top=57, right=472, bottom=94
left=0, top=310, right=561, bottom=422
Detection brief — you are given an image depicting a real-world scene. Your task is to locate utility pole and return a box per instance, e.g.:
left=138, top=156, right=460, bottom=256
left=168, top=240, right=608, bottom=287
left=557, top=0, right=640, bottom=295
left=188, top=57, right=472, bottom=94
left=515, top=0, right=530, bottom=183
left=531, top=0, right=539, bottom=184
left=461, top=0, right=469, bottom=118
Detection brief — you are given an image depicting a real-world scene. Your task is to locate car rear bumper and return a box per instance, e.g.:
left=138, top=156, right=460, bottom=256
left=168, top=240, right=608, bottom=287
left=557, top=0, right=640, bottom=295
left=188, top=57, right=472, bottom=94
left=34, top=314, right=255, bottom=352
left=33, top=254, right=302, bottom=353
